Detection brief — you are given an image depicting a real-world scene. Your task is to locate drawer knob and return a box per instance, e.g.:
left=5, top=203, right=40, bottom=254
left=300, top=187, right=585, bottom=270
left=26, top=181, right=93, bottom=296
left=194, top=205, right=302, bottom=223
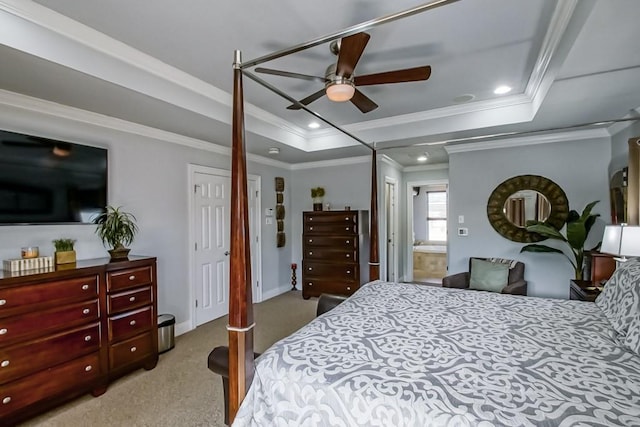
left=309, top=252, right=313, bottom=255
left=345, top=217, right=349, bottom=220
left=346, top=254, right=350, bottom=258
left=308, top=267, right=312, bottom=271
left=130, top=320, right=137, bottom=326
left=83, top=308, right=90, bottom=315
left=346, top=240, right=350, bottom=244
left=345, top=227, right=350, bottom=231
left=0, top=328, right=7, bottom=335
left=309, top=226, right=313, bottom=230
left=129, top=296, right=136, bottom=302
left=347, top=287, right=351, bottom=291
left=308, top=283, right=313, bottom=286
left=0, top=299, right=6, bottom=306
left=309, top=218, right=313, bottom=221
left=1, top=360, right=9, bottom=368
left=129, top=275, right=136, bottom=281
left=84, top=335, right=92, bottom=342
left=2, top=397, right=11, bottom=405
left=130, top=346, right=137, bottom=352
left=308, top=239, right=313, bottom=243
left=347, top=270, right=351, bottom=274
left=85, top=365, right=92, bottom=372
left=82, top=284, right=89, bottom=290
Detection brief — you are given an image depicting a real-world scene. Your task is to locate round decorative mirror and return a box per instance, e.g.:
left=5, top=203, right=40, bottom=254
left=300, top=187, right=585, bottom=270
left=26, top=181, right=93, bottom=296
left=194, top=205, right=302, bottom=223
left=487, top=175, right=569, bottom=243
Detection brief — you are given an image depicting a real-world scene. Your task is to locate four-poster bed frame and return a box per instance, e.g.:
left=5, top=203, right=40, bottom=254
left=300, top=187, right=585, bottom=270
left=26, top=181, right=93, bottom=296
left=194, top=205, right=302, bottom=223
left=226, top=1, right=460, bottom=420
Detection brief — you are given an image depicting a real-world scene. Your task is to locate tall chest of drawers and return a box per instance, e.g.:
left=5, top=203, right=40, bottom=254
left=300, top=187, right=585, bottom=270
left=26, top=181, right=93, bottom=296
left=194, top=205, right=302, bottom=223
left=302, top=210, right=369, bottom=299
left=0, top=256, right=157, bottom=425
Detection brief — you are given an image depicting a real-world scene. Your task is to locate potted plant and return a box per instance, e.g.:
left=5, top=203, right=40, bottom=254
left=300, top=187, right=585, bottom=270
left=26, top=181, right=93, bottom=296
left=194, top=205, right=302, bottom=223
left=520, top=200, right=600, bottom=279
left=311, top=187, right=325, bottom=211
left=93, top=206, right=138, bottom=260
left=53, top=238, right=76, bottom=265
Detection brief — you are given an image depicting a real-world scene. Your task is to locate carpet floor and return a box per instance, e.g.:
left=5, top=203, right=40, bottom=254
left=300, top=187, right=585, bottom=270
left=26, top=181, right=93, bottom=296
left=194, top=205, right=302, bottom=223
left=20, top=291, right=317, bottom=427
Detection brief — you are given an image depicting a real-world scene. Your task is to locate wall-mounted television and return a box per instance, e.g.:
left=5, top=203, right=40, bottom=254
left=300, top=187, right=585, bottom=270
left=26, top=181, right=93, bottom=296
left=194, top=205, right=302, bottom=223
left=0, top=129, right=107, bottom=225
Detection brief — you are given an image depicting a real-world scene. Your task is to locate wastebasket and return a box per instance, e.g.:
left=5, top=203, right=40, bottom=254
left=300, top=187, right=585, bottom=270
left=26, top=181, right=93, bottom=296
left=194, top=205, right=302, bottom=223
left=158, top=314, right=175, bottom=354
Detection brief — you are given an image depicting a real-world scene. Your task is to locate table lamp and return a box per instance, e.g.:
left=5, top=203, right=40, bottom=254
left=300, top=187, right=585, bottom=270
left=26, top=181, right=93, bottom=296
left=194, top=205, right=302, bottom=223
left=601, top=224, right=640, bottom=264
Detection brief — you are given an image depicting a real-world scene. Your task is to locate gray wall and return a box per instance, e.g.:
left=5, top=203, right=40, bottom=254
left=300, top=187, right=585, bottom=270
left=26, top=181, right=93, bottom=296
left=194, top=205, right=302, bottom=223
left=290, top=160, right=372, bottom=269
left=447, top=137, right=611, bottom=298
left=0, top=105, right=291, bottom=333
left=610, top=121, right=640, bottom=177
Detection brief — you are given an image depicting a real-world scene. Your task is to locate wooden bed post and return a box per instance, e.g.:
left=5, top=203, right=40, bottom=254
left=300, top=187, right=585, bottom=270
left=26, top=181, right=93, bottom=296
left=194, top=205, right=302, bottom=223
left=228, top=50, right=255, bottom=423
left=369, top=149, right=380, bottom=281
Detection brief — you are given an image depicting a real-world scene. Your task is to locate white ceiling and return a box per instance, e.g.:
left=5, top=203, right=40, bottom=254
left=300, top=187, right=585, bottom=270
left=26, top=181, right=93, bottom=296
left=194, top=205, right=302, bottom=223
left=1, top=0, right=639, bottom=166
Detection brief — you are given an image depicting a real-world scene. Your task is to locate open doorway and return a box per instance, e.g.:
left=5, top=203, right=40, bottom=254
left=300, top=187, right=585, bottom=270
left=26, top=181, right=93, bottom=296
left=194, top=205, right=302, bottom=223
left=406, top=180, right=448, bottom=285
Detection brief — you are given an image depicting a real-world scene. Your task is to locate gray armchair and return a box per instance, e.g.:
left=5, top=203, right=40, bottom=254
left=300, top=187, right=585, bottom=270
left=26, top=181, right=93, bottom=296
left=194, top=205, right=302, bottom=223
left=442, top=257, right=527, bottom=295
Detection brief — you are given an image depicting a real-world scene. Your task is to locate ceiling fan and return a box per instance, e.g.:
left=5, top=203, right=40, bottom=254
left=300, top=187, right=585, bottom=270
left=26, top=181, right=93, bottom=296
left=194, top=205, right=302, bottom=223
left=255, top=32, right=432, bottom=113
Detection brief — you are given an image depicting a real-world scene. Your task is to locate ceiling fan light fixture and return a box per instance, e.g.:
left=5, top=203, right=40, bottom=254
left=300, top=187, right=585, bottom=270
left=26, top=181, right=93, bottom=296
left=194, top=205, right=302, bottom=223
left=326, top=83, right=355, bottom=102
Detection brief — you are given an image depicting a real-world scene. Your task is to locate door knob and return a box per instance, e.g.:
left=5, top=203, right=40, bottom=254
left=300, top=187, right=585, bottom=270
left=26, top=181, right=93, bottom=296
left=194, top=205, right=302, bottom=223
left=224, top=251, right=230, bottom=256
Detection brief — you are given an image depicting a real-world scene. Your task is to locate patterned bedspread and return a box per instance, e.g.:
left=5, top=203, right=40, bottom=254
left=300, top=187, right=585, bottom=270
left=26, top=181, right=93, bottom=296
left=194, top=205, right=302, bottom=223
left=234, top=281, right=640, bottom=426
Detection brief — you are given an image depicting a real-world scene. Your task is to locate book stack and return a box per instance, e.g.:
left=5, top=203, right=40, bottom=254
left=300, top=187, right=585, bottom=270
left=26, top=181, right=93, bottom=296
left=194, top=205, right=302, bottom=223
left=3, top=256, right=54, bottom=272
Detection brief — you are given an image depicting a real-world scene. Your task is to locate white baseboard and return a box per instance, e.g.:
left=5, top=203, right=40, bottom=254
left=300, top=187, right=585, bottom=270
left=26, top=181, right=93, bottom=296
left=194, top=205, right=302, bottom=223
left=175, top=320, right=192, bottom=337
left=261, top=283, right=294, bottom=301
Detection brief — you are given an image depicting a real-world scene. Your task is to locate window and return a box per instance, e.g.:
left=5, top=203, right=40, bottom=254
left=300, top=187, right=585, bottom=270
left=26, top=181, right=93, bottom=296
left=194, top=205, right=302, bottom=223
left=427, top=191, right=447, bottom=241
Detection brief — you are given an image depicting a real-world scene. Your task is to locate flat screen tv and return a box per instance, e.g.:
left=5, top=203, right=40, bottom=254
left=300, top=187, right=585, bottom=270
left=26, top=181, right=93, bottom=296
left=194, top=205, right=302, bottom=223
left=0, top=129, right=107, bottom=225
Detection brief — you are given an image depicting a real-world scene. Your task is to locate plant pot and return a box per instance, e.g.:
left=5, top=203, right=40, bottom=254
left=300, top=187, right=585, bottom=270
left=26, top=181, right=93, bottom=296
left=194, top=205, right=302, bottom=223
left=313, top=203, right=323, bottom=211
left=55, top=250, right=76, bottom=265
left=108, top=248, right=131, bottom=260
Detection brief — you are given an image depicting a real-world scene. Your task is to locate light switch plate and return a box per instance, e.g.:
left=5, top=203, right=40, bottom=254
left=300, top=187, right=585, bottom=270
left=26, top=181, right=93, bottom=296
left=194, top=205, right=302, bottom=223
left=458, top=215, right=464, bottom=224
left=265, top=217, right=273, bottom=225
left=458, top=227, right=468, bottom=236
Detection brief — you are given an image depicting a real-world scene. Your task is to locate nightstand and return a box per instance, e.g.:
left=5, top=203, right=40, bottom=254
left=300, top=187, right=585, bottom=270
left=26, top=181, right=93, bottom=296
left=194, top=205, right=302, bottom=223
left=570, top=279, right=603, bottom=302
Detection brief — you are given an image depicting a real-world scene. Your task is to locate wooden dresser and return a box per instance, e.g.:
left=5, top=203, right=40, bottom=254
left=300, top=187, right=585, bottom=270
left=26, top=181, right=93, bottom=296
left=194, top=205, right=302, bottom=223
left=0, top=256, right=157, bottom=425
left=302, top=210, right=369, bottom=299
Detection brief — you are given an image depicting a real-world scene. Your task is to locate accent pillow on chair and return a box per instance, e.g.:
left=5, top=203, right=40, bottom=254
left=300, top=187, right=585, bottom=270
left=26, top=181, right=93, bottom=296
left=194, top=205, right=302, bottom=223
left=469, top=258, right=509, bottom=293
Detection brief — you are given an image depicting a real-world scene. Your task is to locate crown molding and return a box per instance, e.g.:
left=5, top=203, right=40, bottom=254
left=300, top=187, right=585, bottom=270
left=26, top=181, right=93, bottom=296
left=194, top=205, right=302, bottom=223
left=290, top=155, right=370, bottom=171
left=379, top=155, right=403, bottom=171
left=403, top=163, right=449, bottom=173
left=0, top=88, right=288, bottom=168
left=444, top=128, right=610, bottom=154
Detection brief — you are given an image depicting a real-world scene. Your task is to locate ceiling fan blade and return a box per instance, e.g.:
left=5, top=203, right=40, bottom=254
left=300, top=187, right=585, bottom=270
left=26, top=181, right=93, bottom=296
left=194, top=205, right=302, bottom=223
left=336, top=32, right=370, bottom=78
left=354, top=66, right=432, bottom=86
left=286, top=88, right=326, bottom=110
left=350, top=89, right=378, bottom=113
left=255, top=67, right=327, bottom=83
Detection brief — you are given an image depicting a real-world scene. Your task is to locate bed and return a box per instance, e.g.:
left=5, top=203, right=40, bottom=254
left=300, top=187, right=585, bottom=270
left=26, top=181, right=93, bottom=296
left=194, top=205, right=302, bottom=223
left=234, top=271, right=640, bottom=426
left=222, top=2, right=640, bottom=424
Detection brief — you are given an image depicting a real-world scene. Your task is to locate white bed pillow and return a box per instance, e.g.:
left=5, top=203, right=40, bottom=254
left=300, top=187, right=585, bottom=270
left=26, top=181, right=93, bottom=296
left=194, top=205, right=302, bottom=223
left=595, top=257, right=640, bottom=336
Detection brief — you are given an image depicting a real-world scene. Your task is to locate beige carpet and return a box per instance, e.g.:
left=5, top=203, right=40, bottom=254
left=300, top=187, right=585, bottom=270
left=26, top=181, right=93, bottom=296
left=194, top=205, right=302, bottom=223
left=21, top=291, right=317, bottom=427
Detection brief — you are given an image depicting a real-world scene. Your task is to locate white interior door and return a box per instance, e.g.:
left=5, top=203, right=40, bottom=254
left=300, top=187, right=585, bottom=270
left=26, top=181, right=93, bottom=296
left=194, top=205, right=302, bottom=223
left=194, top=171, right=230, bottom=325
left=248, top=178, right=262, bottom=303
left=385, top=178, right=397, bottom=282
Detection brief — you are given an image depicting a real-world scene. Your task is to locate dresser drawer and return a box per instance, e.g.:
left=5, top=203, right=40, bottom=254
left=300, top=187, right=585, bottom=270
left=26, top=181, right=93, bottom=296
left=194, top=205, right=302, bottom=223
left=304, top=222, right=358, bottom=235
left=304, top=212, right=357, bottom=224
left=0, top=275, right=98, bottom=315
left=303, top=262, right=357, bottom=281
left=0, top=352, right=101, bottom=419
left=303, top=280, right=358, bottom=298
left=107, top=266, right=153, bottom=292
left=0, top=300, right=99, bottom=346
left=303, top=247, right=358, bottom=262
left=108, top=306, right=153, bottom=343
left=0, top=323, right=100, bottom=385
left=108, top=286, right=152, bottom=315
left=109, top=331, right=153, bottom=371
left=303, top=235, right=357, bottom=249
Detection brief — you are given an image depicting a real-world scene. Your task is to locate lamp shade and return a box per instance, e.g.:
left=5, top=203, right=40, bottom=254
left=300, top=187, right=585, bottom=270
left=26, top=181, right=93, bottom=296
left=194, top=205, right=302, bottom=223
left=601, top=225, right=640, bottom=258
left=326, top=83, right=355, bottom=102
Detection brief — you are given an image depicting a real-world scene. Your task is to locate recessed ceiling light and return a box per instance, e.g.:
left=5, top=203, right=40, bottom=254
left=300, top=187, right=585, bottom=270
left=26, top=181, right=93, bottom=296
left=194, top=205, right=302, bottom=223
left=417, top=154, right=428, bottom=162
left=308, top=122, right=320, bottom=129
left=494, top=85, right=512, bottom=95
left=268, top=147, right=280, bottom=155
left=453, top=94, right=475, bottom=103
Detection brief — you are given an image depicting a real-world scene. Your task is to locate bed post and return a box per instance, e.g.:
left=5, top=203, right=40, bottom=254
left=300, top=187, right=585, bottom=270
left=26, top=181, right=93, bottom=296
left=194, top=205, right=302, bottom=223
left=228, top=50, right=254, bottom=423
left=369, top=149, right=380, bottom=281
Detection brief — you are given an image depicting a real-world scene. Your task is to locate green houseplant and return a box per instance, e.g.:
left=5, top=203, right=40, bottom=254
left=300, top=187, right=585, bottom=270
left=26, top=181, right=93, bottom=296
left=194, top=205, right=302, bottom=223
left=93, top=206, right=138, bottom=260
left=52, top=238, right=76, bottom=265
left=520, top=200, right=600, bottom=279
left=311, top=187, right=325, bottom=211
